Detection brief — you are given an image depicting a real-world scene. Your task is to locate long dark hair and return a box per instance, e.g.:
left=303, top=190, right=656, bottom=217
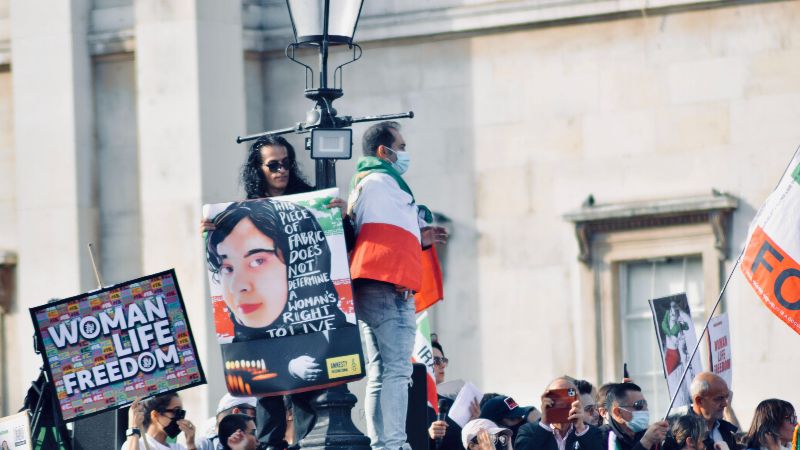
left=241, top=136, right=313, bottom=199
left=206, top=199, right=342, bottom=340
left=744, top=399, right=795, bottom=449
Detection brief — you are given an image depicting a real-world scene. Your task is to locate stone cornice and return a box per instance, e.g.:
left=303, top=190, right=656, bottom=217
left=0, top=0, right=778, bottom=61
left=563, top=192, right=739, bottom=264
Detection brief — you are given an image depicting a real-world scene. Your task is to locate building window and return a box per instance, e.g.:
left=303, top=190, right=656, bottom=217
left=619, top=256, right=705, bottom=416
left=564, top=193, right=736, bottom=392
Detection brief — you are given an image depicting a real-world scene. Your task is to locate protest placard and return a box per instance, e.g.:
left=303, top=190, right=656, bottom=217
left=0, top=411, right=32, bottom=450
left=708, top=313, right=732, bottom=387
left=649, top=293, right=703, bottom=408
left=29, top=270, right=205, bottom=423
left=203, top=188, right=364, bottom=396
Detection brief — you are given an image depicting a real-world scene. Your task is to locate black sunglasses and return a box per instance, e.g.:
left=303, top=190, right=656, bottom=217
left=619, top=400, right=648, bottom=411
left=433, top=356, right=449, bottom=366
left=160, top=407, right=186, bottom=420
left=470, top=434, right=509, bottom=446
left=263, top=159, right=295, bottom=173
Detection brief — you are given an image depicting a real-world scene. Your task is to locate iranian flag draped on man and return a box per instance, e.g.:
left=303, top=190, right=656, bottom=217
left=741, top=148, right=800, bottom=332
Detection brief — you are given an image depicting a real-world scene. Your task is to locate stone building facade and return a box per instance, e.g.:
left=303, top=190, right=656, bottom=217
left=1, top=0, right=799, bottom=429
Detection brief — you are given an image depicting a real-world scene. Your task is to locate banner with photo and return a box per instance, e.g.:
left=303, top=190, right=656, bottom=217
left=29, top=270, right=205, bottom=423
left=0, top=411, right=32, bottom=450
left=203, top=188, right=364, bottom=396
left=649, top=293, right=702, bottom=408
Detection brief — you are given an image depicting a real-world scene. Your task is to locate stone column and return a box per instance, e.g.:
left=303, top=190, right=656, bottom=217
left=134, top=0, right=246, bottom=420
left=9, top=0, right=97, bottom=412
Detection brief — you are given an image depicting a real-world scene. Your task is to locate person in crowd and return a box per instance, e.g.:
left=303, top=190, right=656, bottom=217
left=200, top=135, right=348, bottom=450
left=480, top=396, right=535, bottom=441
left=575, top=379, right=601, bottom=427
left=123, top=394, right=197, bottom=450
left=462, top=419, right=513, bottom=450
left=218, top=414, right=259, bottom=450
left=197, top=394, right=258, bottom=450
left=515, top=377, right=604, bottom=450
left=348, top=121, right=448, bottom=450
left=600, top=382, right=669, bottom=450
left=662, top=415, right=708, bottom=450
left=742, top=399, right=797, bottom=450
left=427, top=340, right=478, bottom=450
left=684, top=372, right=739, bottom=450
left=597, top=383, right=617, bottom=423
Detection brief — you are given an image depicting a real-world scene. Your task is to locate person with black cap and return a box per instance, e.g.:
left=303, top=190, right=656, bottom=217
left=480, top=396, right=537, bottom=441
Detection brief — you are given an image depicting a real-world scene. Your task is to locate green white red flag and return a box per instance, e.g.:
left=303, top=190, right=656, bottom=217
left=412, top=312, right=439, bottom=414
left=741, top=149, right=800, bottom=333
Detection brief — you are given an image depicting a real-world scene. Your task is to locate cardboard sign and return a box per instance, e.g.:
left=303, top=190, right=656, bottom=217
left=707, top=313, right=732, bottom=387
left=649, top=293, right=702, bottom=408
left=741, top=150, right=800, bottom=333
left=203, top=188, right=364, bottom=396
left=0, top=411, right=32, bottom=450
left=29, top=270, right=205, bottom=423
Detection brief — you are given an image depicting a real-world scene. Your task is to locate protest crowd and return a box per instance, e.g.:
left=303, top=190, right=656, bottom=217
left=105, top=121, right=799, bottom=450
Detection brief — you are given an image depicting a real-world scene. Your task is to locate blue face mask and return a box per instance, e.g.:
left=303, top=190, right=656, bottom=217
left=385, top=147, right=411, bottom=174
left=624, top=410, right=650, bottom=433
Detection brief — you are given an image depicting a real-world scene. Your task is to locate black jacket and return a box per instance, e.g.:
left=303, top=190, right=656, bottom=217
left=600, top=422, right=649, bottom=450
left=426, top=397, right=464, bottom=450
left=515, top=421, right=604, bottom=450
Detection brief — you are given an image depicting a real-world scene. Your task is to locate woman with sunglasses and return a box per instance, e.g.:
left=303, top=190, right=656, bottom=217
left=123, top=394, right=197, bottom=450
left=201, top=136, right=348, bottom=232
left=743, top=399, right=797, bottom=450
left=200, top=136, right=351, bottom=449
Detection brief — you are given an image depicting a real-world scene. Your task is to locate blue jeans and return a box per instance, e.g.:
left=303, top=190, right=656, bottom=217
left=354, top=280, right=416, bottom=450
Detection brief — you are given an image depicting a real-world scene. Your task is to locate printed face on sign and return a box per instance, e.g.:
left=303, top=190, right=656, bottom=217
left=207, top=198, right=347, bottom=342
left=217, top=217, right=289, bottom=328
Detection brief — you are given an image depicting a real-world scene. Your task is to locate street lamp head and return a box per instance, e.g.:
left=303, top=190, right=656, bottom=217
left=286, top=0, right=365, bottom=45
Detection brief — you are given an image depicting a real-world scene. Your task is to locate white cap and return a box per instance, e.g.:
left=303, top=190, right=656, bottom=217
left=216, top=393, right=257, bottom=415
left=461, top=418, right=510, bottom=449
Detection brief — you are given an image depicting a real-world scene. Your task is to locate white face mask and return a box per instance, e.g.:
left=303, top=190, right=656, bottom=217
left=385, top=146, right=411, bottom=174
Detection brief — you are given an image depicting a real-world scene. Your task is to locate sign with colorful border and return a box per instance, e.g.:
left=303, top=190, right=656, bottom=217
left=29, top=269, right=206, bottom=423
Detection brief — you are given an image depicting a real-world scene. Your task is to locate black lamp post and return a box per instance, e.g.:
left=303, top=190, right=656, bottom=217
left=237, top=0, right=413, bottom=190
left=235, top=2, right=414, bottom=450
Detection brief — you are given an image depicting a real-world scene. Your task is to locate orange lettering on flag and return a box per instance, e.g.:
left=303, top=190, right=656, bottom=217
left=741, top=226, right=800, bottom=333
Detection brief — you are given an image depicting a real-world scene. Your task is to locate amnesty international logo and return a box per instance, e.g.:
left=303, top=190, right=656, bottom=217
left=325, top=354, right=361, bottom=379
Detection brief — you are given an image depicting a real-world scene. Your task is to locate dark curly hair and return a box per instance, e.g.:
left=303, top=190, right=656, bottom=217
left=241, top=136, right=313, bottom=199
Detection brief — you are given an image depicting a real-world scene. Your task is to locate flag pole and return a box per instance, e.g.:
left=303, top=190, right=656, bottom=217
left=661, top=249, right=742, bottom=420
left=662, top=145, right=800, bottom=420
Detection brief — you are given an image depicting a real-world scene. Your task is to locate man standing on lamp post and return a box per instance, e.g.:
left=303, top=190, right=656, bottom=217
left=348, top=121, right=448, bottom=450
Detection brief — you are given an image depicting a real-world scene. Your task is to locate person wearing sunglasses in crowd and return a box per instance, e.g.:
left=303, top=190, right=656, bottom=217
left=427, top=340, right=479, bottom=450
left=575, top=379, right=602, bottom=427
left=123, top=394, right=197, bottom=450
left=219, top=414, right=261, bottom=450
left=600, top=382, right=669, bottom=450
left=200, top=136, right=352, bottom=450
left=742, top=399, right=797, bottom=450
left=462, top=419, right=513, bottom=450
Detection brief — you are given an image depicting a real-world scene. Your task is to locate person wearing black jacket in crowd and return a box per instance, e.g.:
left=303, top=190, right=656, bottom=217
left=684, top=373, right=739, bottom=450
left=515, top=377, right=604, bottom=450
left=600, top=382, right=668, bottom=450
left=426, top=340, right=479, bottom=450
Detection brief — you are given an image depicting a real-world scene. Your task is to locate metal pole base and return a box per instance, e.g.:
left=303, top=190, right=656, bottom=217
left=299, top=384, right=371, bottom=450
